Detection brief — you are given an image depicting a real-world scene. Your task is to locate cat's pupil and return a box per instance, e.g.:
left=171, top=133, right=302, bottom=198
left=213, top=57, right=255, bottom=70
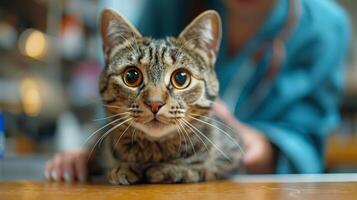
left=175, top=71, right=187, bottom=86
left=126, top=69, right=139, bottom=84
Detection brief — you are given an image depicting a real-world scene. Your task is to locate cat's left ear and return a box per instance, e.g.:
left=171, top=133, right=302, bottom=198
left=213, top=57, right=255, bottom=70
left=179, top=10, right=222, bottom=66
left=100, top=9, right=142, bottom=55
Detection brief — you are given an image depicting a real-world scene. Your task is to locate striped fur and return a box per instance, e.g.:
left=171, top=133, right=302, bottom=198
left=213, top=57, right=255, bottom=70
left=97, top=9, right=243, bottom=185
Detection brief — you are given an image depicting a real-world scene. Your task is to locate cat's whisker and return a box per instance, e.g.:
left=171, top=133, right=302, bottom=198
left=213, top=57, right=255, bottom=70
left=188, top=115, right=244, bottom=155
left=181, top=118, right=232, bottom=161
left=111, top=120, right=134, bottom=154
left=179, top=119, right=208, bottom=153
left=174, top=121, right=183, bottom=154
left=100, top=118, right=132, bottom=147
left=176, top=120, right=192, bottom=155
left=190, top=113, right=234, bottom=132
left=177, top=119, right=195, bottom=155
left=82, top=115, right=130, bottom=147
left=87, top=117, right=132, bottom=161
left=93, top=112, right=130, bottom=121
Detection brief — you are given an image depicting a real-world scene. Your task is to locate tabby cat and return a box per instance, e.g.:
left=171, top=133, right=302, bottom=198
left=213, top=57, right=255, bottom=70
left=97, top=9, right=243, bottom=185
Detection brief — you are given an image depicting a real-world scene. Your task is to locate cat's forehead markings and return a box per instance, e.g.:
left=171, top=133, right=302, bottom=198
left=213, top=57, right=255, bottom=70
left=138, top=46, right=151, bottom=65
left=123, top=38, right=170, bottom=66
left=109, top=39, right=135, bottom=60
left=163, top=51, right=174, bottom=66
left=155, top=39, right=177, bottom=66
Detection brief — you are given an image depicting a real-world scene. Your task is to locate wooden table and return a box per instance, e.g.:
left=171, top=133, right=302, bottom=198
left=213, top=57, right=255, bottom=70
left=1, top=174, right=357, bottom=200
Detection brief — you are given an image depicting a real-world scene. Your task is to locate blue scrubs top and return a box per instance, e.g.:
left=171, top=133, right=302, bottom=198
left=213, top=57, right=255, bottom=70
left=100, top=0, right=351, bottom=173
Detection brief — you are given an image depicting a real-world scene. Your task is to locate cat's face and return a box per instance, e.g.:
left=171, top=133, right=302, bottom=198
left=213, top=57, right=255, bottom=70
left=99, top=9, right=222, bottom=139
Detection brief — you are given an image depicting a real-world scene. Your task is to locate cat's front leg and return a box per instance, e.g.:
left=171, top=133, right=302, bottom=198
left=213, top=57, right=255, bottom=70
left=108, top=163, right=143, bottom=185
left=145, top=164, right=206, bottom=183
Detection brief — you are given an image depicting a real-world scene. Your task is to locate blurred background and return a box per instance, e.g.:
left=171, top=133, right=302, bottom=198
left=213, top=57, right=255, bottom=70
left=0, top=0, right=356, bottom=180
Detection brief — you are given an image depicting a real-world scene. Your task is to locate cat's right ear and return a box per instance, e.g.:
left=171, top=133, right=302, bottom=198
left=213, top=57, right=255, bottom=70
left=100, top=9, right=141, bottom=54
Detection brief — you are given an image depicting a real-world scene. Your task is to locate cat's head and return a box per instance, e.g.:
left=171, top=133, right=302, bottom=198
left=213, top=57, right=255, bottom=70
left=99, top=9, right=221, bottom=139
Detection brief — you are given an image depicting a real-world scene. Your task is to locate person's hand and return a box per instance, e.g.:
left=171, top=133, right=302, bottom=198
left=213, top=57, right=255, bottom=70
left=45, top=149, right=90, bottom=182
left=213, top=99, right=276, bottom=173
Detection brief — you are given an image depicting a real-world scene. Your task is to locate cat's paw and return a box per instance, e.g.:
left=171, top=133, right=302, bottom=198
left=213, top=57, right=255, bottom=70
left=108, top=165, right=141, bottom=185
left=145, top=164, right=201, bottom=183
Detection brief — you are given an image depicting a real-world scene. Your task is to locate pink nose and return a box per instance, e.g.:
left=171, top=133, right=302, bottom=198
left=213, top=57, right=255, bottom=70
left=146, top=102, right=164, bottom=114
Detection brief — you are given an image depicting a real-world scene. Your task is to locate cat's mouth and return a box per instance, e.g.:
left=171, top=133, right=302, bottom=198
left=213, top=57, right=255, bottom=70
left=146, top=118, right=166, bottom=127
left=132, top=117, right=178, bottom=139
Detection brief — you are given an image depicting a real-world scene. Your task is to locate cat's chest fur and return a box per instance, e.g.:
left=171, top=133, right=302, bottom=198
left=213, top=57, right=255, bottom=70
left=107, top=123, right=211, bottom=163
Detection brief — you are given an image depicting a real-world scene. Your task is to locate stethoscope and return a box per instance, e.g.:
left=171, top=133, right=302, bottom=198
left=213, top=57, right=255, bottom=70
left=221, top=0, right=301, bottom=119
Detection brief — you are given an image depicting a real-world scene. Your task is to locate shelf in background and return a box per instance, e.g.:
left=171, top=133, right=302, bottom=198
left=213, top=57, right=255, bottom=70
left=326, top=134, right=357, bottom=170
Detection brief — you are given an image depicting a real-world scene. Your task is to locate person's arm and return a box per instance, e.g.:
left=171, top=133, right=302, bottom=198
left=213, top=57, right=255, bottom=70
left=214, top=8, right=351, bottom=173
left=214, top=100, right=277, bottom=173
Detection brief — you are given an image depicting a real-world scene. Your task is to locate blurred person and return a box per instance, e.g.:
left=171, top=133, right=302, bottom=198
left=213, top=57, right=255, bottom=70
left=45, top=0, right=350, bottom=182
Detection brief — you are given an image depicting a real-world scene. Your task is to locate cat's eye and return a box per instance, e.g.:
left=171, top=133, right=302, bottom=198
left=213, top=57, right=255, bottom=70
left=123, top=67, right=143, bottom=87
left=171, top=68, right=191, bottom=89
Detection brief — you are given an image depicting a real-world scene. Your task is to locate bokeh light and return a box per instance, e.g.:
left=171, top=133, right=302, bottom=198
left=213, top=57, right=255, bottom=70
left=20, top=78, right=42, bottom=116
left=18, top=29, right=48, bottom=60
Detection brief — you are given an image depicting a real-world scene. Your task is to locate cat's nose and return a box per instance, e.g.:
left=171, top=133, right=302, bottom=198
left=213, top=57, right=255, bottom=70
left=145, top=101, right=165, bottom=114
